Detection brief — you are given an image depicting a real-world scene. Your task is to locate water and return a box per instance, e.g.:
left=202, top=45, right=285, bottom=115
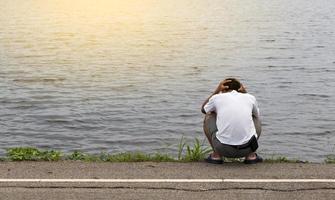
left=1, top=0, right=335, bottom=162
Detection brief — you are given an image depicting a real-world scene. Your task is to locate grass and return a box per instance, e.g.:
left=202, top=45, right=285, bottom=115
left=7, top=147, right=61, bottom=161
left=2, top=142, right=333, bottom=164
left=178, top=137, right=212, bottom=162
left=66, top=150, right=98, bottom=161
left=325, top=155, right=335, bottom=164
left=6, top=147, right=176, bottom=162
left=3, top=138, right=210, bottom=162
left=264, top=155, right=308, bottom=163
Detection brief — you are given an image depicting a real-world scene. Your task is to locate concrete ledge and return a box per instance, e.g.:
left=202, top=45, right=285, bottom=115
left=0, top=162, right=334, bottom=199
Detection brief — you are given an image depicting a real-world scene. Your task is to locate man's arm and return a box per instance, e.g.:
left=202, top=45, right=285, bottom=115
left=201, top=80, right=231, bottom=114
left=201, top=95, right=214, bottom=114
left=252, top=100, right=262, bottom=137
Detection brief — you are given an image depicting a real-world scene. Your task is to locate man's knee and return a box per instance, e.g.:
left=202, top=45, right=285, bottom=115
left=204, top=112, right=216, bottom=122
left=203, top=113, right=217, bottom=134
left=204, top=113, right=214, bottom=127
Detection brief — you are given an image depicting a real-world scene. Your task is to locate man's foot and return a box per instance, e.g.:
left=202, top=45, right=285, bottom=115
left=244, top=153, right=263, bottom=164
left=205, top=153, right=223, bottom=164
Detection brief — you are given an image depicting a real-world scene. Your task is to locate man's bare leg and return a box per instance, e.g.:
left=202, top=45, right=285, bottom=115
left=246, top=116, right=262, bottom=160
left=203, top=113, right=221, bottom=159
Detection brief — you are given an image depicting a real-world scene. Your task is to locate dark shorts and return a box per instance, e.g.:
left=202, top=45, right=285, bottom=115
left=205, top=113, right=254, bottom=158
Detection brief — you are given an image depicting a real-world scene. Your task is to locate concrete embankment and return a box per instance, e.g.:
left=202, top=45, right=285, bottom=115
left=0, top=161, right=334, bottom=200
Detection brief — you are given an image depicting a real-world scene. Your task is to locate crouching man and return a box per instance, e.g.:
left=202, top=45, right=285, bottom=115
left=201, top=78, right=262, bottom=164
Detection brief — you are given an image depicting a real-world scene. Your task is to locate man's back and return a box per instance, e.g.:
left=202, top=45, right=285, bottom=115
left=204, top=90, right=259, bottom=145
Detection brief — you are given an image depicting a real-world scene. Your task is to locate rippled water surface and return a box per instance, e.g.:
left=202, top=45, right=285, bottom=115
left=1, top=0, right=335, bottom=162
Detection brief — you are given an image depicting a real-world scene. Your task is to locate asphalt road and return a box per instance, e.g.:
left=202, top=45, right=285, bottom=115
left=0, top=161, right=334, bottom=200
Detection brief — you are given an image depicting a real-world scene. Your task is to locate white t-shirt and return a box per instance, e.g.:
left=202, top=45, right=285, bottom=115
left=204, top=90, right=260, bottom=145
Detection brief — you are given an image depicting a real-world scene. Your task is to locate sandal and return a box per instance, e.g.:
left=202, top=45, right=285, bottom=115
left=244, top=153, right=263, bottom=164
left=205, top=154, right=223, bottom=164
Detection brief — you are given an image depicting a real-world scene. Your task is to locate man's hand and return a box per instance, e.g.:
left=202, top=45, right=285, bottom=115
left=201, top=79, right=231, bottom=114
left=214, top=79, right=231, bottom=94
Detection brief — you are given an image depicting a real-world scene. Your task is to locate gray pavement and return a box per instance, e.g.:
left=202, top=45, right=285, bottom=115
left=0, top=161, right=334, bottom=199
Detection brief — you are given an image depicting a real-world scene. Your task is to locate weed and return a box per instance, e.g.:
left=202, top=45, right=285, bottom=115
left=106, top=152, right=151, bottom=162
left=177, top=136, right=186, bottom=161
left=151, top=153, right=175, bottom=162
left=183, top=138, right=211, bottom=161
left=325, top=155, right=335, bottom=164
left=67, top=151, right=94, bottom=161
left=264, top=155, right=305, bottom=163
left=7, top=147, right=61, bottom=161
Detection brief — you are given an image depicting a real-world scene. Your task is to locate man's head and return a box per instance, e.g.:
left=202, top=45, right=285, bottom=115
left=223, top=78, right=241, bottom=91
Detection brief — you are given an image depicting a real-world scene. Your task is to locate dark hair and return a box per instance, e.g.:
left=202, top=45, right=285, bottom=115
left=223, top=78, right=241, bottom=91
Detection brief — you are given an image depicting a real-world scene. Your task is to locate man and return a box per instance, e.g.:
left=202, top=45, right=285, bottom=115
left=201, top=78, right=262, bottom=164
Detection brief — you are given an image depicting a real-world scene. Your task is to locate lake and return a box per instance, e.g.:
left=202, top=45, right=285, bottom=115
left=1, top=0, right=335, bottom=162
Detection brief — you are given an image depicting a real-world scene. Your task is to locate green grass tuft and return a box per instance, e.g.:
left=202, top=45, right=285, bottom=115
left=177, top=136, right=186, bottom=161
left=151, top=153, right=176, bottom=162
left=264, top=156, right=306, bottom=163
left=106, top=152, right=175, bottom=162
left=106, top=152, right=151, bottom=162
left=180, top=138, right=212, bottom=162
left=66, top=151, right=99, bottom=161
left=325, top=155, right=335, bottom=164
left=7, top=147, right=61, bottom=161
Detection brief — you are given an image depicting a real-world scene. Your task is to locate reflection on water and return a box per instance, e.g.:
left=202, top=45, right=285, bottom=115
left=1, top=0, right=335, bottom=162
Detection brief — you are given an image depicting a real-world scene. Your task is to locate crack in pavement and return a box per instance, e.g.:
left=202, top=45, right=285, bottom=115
left=1, top=186, right=335, bottom=192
